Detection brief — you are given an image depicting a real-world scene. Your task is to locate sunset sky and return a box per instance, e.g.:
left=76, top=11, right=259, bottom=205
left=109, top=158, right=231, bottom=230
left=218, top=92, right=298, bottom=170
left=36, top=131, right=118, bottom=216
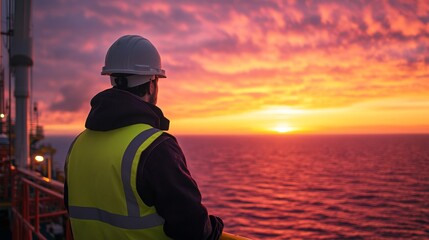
left=4, top=0, right=429, bottom=135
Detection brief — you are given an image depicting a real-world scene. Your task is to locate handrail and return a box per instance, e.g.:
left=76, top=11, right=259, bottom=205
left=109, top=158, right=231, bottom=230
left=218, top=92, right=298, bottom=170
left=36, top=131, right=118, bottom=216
left=221, top=232, right=252, bottom=240
left=11, top=167, right=72, bottom=240
left=17, top=167, right=64, bottom=191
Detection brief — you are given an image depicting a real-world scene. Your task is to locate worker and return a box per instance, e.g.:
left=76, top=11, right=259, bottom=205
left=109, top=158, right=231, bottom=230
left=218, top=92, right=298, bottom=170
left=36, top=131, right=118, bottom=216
left=64, top=35, right=224, bottom=239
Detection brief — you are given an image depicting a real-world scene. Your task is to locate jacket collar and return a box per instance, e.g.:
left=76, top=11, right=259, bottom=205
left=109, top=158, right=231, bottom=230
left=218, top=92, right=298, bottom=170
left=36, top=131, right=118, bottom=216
left=85, top=88, right=170, bottom=131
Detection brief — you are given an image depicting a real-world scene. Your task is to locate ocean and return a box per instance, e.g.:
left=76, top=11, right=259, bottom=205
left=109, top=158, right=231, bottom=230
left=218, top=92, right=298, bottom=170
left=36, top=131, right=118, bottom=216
left=44, top=134, right=429, bottom=239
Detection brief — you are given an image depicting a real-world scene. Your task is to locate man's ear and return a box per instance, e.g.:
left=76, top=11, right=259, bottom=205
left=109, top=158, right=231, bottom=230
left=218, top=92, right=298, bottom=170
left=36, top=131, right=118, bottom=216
left=149, top=80, right=157, bottom=94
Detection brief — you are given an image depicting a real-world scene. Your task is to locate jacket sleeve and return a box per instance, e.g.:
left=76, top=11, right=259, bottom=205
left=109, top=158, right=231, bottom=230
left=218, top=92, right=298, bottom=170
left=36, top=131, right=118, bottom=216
left=136, top=134, right=223, bottom=240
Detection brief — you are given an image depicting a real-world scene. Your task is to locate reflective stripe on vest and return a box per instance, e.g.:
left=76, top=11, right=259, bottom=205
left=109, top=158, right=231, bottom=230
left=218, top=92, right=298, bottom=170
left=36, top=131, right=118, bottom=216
left=122, top=128, right=159, bottom=217
left=67, top=125, right=170, bottom=239
left=68, top=205, right=164, bottom=229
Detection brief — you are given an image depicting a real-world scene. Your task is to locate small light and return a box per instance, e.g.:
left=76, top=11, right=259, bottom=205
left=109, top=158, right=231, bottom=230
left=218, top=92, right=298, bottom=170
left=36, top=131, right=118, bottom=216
left=0, top=113, right=4, bottom=118
left=35, top=155, right=44, bottom=162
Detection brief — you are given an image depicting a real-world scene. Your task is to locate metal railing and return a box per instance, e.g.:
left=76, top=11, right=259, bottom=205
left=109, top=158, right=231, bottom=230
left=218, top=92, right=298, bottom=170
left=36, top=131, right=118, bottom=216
left=221, top=232, right=251, bottom=240
left=11, top=168, right=72, bottom=240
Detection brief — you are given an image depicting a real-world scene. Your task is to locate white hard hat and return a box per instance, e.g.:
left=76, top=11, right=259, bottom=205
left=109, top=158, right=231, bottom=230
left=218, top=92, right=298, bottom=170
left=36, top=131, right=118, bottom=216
left=102, top=35, right=166, bottom=86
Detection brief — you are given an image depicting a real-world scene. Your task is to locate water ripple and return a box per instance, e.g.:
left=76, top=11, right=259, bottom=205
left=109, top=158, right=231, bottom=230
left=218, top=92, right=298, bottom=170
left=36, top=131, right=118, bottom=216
left=179, top=135, right=429, bottom=239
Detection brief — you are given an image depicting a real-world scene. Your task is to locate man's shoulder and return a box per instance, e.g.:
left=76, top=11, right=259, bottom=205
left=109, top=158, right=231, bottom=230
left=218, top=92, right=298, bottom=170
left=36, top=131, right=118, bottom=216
left=155, top=131, right=177, bottom=145
left=147, top=131, right=181, bottom=155
left=139, top=131, right=185, bottom=170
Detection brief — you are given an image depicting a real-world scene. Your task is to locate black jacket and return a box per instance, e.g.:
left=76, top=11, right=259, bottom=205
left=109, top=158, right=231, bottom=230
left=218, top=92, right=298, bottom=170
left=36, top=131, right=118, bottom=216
left=64, top=88, right=223, bottom=239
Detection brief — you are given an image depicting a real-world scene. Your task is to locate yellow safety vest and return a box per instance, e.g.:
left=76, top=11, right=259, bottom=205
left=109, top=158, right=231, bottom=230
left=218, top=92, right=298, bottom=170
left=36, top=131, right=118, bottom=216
left=66, top=124, right=171, bottom=239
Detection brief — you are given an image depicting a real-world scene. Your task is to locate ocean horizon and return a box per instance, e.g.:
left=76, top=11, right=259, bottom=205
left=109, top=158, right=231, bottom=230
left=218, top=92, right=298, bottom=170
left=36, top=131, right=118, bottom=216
left=41, top=134, right=429, bottom=239
left=41, top=133, right=429, bottom=170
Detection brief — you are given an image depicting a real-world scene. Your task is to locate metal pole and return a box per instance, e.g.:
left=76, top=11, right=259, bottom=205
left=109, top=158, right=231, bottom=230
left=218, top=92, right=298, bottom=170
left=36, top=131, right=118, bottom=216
left=11, top=0, right=33, bottom=168
left=14, top=66, right=30, bottom=166
left=47, top=157, right=51, bottom=180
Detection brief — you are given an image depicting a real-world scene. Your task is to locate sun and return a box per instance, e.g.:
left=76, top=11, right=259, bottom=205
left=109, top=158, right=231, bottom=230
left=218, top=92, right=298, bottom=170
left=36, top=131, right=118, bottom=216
left=271, top=124, right=295, bottom=134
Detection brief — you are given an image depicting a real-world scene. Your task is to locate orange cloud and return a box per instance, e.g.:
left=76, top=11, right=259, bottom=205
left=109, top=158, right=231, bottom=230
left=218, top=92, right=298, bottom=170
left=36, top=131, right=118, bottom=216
left=384, top=0, right=425, bottom=36
left=25, top=0, right=429, bottom=135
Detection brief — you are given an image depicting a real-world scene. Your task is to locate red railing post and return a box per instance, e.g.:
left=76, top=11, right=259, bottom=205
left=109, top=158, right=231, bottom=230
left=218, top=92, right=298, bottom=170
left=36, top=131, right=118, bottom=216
left=11, top=170, right=17, bottom=240
left=35, top=188, right=40, bottom=234
left=23, top=179, right=30, bottom=240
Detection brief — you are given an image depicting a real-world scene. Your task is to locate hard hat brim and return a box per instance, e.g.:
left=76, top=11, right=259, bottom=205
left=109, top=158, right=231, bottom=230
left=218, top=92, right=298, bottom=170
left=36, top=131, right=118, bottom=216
left=110, top=75, right=160, bottom=88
